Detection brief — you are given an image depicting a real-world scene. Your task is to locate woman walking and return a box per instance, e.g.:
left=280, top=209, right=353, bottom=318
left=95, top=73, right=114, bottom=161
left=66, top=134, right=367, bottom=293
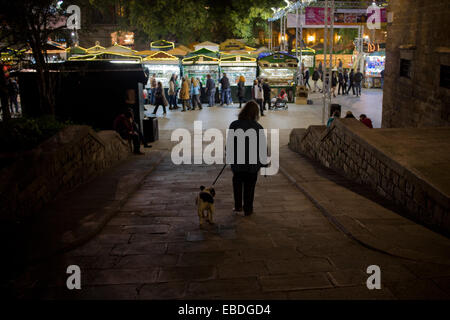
left=152, top=81, right=168, bottom=115
left=227, top=101, right=267, bottom=216
left=237, top=75, right=246, bottom=108
left=251, top=79, right=264, bottom=116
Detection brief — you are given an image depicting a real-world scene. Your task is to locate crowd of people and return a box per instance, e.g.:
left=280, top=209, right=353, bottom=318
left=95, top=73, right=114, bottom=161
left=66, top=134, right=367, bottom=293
left=299, top=60, right=366, bottom=98
left=143, top=73, right=289, bottom=118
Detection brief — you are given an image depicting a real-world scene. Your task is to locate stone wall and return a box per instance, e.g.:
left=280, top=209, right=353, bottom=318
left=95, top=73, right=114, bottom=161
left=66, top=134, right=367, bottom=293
left=0, top=125, right=131, bottom=223
left=289, top=119, right=450, bottom=234
left=382, top=0, right=450, bottom=128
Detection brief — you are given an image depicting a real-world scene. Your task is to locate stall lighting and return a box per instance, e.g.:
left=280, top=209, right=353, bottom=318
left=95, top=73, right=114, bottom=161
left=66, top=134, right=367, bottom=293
left=110, top=60, right=140, bottom=64
left=307, top=35, right=315, bottom=43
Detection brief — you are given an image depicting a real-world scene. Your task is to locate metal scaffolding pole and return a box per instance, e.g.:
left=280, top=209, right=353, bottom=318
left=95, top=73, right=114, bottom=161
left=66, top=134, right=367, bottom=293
left=322, top=0, right=335, bottom=124
left=322, top=0, right=329, bottom=124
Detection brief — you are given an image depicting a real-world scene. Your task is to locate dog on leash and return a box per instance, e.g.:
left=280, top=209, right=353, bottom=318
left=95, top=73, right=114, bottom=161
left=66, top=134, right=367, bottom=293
left=196, top=186, right=216, bottom=226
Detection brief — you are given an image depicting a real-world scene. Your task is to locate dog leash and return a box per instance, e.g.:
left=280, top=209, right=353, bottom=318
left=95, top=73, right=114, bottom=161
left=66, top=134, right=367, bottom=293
left=212, top=163, right=227, bottom=186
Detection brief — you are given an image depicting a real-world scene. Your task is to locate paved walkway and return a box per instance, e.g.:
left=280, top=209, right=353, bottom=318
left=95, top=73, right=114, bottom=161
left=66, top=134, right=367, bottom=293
left=146, top=88, right=383, bottom=130
left=11, top=143, right=450, bottom=300
left=7, top=90, right=450, bottom=300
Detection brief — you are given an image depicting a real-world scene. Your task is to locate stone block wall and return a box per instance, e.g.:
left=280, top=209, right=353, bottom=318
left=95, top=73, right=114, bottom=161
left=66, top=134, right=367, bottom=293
left=0, top=125, right=131, bottom=223
left=383, top=0, right=450, bottom=128
left=289, top=120, right=450, bottom=234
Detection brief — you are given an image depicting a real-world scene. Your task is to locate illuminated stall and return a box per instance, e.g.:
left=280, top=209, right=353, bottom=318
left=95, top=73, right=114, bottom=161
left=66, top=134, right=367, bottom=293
left=66, top=45, right=87, bottom=59
left=364, top=51, right=385, bottom=88
left=142, top=51, right=180, bottom=88
left=291, top=47, right=316, bottom=71
left=150, top=40, right=175, bottom=52
left=68, top=52, right=142, bottom=63
left=257, top=52, right=298, bottom=102
left=219, top=53, right=257, bottom=101
left=86, top=43, right=106, bottom=54
left=181, top=48, right=220, bottom=86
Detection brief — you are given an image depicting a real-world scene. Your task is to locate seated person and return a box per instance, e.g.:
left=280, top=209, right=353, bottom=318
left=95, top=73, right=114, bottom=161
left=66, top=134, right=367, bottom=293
left=113, top=110, right=144, bottom=155
left=278, top=89, right=288, bottom=101
left=271, top=90, right=288, bottom=105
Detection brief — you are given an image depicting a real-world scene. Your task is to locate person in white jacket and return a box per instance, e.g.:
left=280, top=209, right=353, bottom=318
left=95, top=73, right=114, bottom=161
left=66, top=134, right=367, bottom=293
left=252, top=79, right=265, bottom=117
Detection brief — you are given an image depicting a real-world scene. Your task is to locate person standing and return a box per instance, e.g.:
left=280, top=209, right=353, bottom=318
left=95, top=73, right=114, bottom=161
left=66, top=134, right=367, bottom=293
left=149, top=74, right=157, bottom=105
left=312, top=67, right=320, bottom=93
left=343, top=69, right=349, bottom=95
left=227, top=101, right=267, bottom=216
left=262, top=79, right=271, bottom=110
left=168, top=74, right=177, bottom=110
left=347, top=69, right=355, bottom=95
left=220, top=73, right=231, bottom=106
left=338, top=59, right=343, bottom=72
left=318, top=61, right=323, bottom=79
left=237, top=75, right=246, bottom=108
left=174, top=74, right=181, bottom=107
left=304, top=68, right=311, bottom=90
left=380, top=69, right=385, bottom=89
left=180, top=76, right=190, bottom=112
left=354, top=69, right=364, bottom=97
left=190, top=77, right=202, bottom=110
left=152, top=81, right=168, bottom=115
left=331, top=72, right=338, bottom=98
left=338, top=71, right=344, bottom=95
left=197, top=78, right=204, bottom=104
left=252, top=79, right=264, bottom=117
left=7, top=78, right=19, bottom=114
left=205, top=74, right=216, bottom=107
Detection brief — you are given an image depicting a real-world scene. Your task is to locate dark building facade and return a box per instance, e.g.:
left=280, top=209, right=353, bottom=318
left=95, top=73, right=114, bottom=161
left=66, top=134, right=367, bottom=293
left=382, top=0, right=450, bottom=128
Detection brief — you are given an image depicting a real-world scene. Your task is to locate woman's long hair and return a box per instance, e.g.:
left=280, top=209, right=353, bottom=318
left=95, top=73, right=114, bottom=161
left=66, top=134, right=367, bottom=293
left=238, top=101, right=260, bottom=121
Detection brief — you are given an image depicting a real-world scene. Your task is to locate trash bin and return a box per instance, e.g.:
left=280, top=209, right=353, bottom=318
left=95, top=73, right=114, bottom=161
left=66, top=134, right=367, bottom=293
left=143, top=117, right=159, bottom=143
left=330, top=104, right=341, bottom=117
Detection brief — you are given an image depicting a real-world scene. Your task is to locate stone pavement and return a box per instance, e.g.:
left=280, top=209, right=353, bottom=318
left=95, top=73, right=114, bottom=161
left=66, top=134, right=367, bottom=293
left=146, top=87, right=383, bottom=130
left=2, top=149, right=165, bottom=297
left=10, top=142, right=450, bottom=300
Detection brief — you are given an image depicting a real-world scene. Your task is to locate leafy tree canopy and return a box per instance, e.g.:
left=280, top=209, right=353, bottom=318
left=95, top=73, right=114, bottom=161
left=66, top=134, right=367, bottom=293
left=89, top=0, right=284, bottom=45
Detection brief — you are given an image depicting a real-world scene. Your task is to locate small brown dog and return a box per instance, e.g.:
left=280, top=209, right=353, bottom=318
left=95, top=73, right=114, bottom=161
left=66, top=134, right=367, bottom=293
left=195, top=186, right=216, bottom=225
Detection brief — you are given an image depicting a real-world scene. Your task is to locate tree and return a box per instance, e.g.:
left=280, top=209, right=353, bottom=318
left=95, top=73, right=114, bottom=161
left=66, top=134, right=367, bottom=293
left=0, top=0, right=67, bottom=116
left=89, top=0, right=284, bottom=45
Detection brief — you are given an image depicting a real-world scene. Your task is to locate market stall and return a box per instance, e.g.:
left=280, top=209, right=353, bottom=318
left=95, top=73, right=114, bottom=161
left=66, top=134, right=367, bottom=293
left=181, top=48, right=220, bottom=85
left=291, top=47, right=316, bottom=72
left=150, top=40, right=175, bottom=52
left=142, top=51, right=180, bottom=89
left=66, top=45, right=87, bottom=59
left=182, top=48, right=220, bottom=103
left=219, top=53, right=257, bottom=101
left=68, top=52, right=142, bottom=63
left=86, top=42, right=106, bottom=54
left=257, top=52, right=298, bottom=102
left=364, top=51, right=385, bottom=88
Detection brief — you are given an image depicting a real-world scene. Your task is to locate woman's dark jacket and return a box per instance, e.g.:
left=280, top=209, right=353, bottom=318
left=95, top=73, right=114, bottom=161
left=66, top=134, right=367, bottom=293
left=226, top=119, right=268, bottom=174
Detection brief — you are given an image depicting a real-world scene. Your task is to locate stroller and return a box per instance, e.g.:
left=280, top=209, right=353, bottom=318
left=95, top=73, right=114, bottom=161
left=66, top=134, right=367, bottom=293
left=270, top=97, right=288, bottom=110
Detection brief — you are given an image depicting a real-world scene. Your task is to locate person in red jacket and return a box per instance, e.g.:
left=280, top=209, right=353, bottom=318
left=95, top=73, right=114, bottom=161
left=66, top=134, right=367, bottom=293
left=359, top=114, right=373, bottom=128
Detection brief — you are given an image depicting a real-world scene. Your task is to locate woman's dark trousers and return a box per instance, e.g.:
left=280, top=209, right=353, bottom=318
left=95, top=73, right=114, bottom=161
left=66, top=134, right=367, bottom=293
left=153, top=104, right=166, bottom=114
left=256, top=99, right=264, bottom=116
left=263, top=95, right=271, bottom=110
left=233, top=172, right=258, bottom=214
